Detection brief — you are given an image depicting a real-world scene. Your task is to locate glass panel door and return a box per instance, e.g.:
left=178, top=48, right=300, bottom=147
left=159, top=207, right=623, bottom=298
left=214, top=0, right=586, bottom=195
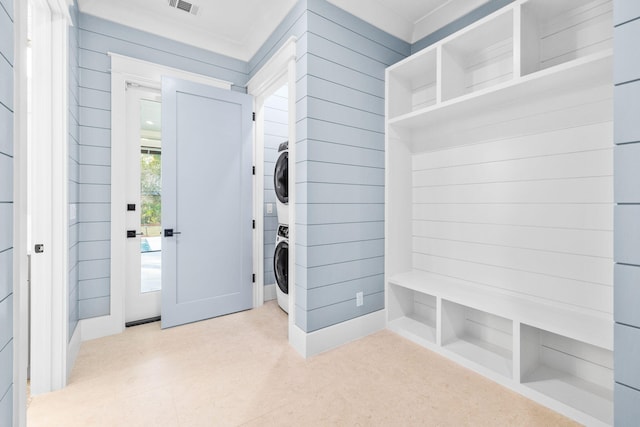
left=140, top=99, right=162, bottom=293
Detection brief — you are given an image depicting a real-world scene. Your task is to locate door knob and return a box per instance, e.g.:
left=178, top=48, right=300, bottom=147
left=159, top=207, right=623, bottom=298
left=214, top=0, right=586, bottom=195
left=164, top=229, right=182, bottom=237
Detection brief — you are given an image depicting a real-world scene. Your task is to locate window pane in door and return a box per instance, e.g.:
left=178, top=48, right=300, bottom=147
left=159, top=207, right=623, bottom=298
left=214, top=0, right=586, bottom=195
left=140, top=98, right=161, bottom=293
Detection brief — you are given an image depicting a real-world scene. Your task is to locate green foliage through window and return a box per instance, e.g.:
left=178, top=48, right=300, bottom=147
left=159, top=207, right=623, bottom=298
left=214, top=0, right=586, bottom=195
left=141, top=150, right=161, bottom=226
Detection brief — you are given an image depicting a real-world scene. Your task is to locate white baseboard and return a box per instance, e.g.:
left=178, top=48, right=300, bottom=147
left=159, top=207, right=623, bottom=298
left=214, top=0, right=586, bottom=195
left=264, top=283, right=277, bottom=301
left=289, top=309, right=386, bottom=358
left=66, top=325, right=82, bottom=381
left=80, top=314, right=123, bottom=342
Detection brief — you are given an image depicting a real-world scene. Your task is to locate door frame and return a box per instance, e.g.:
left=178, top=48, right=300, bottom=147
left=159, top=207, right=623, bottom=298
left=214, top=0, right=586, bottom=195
left=14, top=0, right=73, bottom=421
left=82, top=54, right=233, bottom=340
left=123, top=85, right=162, bottom=324
left=247, top=37, right=297, bottom=334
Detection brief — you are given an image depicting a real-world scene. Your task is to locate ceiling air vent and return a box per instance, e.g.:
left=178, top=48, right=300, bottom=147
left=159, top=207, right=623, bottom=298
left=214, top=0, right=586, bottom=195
left=168, top=0, right=199, bottom=16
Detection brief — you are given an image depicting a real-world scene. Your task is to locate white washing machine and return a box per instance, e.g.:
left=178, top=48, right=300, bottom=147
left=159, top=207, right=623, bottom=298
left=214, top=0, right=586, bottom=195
left=273, top=224, right=289, bottom=313
left=273, top=141, right=289, bottom=226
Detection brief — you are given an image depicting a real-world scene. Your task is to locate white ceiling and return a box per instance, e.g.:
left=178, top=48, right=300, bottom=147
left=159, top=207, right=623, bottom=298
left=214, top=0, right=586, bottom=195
left=77, top=0, right=489, bottom=61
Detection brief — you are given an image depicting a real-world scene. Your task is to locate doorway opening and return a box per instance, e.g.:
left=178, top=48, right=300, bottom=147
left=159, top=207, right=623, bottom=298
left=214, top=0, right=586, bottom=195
left=125, top=86, right=162, bottom=326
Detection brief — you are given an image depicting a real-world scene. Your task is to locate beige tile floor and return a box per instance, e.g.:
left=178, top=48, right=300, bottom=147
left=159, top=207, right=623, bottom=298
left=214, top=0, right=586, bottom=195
left=28, top=301, right=579, bottom=426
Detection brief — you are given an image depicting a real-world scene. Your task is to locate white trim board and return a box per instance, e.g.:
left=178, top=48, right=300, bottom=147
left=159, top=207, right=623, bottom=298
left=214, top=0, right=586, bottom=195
left=290, top=309, right=386, bottom=358
left=264, top=284, right=277, bottom=301
left=247, top=36, right=296, bottom=311
left=83, top=54, right=231, bottom=341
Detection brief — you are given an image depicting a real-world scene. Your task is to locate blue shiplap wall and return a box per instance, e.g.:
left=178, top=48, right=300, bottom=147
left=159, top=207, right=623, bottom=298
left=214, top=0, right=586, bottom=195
left=69, top=4, right=80, bottom=339
left=264, top=85, right=288, bottom=287
left=0, top=0, right=13, bottom=423
left=297, top=0, right=408, bottom=332
left=613, top=0, right=640, bottom=423
left=250, top=0, right=409, bottom=332
left=76, top=13, right=250, bottom=319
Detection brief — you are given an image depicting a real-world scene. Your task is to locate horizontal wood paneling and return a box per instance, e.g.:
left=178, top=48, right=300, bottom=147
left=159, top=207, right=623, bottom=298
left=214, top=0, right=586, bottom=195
left=298, top=140, right=384, bottom=169
left=614, top=19, right=640, bottom=84
left=412, top=123, right=612, bottom=169
left=0, top=204, right=11, bottom=256
left=298, top=118, right=385, bottom=151
left=0, top=9, right=12, bottom=417
left=615, top=143, right=640, bottom=201
left=0, top=250, right=11, bottom=301
left=615, top=264, right=640, bottom=328
left=615, top=324, right=640, bottom=390
left=616, top=383, right=640, bottom=425
left=413, top=204, right=612, bottom=231
left=0, top=294, right=12, bottom=356
left=0, top=104, right=12, bottom=156
left=298, top=221, right=384, bottom=246
left=299, top=256, right=384, bottom=290
left=0, top=56, right=12, bottom=112
left=615, top=205, right=640, bottom=265
left=296, top=203, right=384, bottom=225
left=0, top=385, right=10, bottom=427
left=0, top=154, right=12, bottom=202
left=295, top=274, right=384, bottom=311
left=614, top=0, right=640, bottom=25
left=78, top=297, right=110, bottom=319
left=0, top=340, right=12, bottom=404
left=299, top=53, right=385, bottom=98
left=413, top=237, right=612, bottom=285
left=298, top=239, right=384, bottom=268
left=78, top=278, right=110, bottom=300
left=411, top=114, right=613, bottom=315
left=413, top=177, right=612, bottom=204
left=414, top=253, right=612, bottom=313
left=304, top=291, right=384, bottom=332
left=538, top=0, right=612, bottom=69
left=615, top=5, right=640, bottom=422
left=413, top=221, right=611, bottom=258
left=614, top=80, right=640, bottom=143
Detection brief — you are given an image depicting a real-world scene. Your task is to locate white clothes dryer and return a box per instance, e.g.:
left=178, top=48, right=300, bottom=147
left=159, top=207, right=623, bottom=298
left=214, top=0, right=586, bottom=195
left=274, top=141, right=289, bottom=226
left=273, top=224, right=289, bottom=313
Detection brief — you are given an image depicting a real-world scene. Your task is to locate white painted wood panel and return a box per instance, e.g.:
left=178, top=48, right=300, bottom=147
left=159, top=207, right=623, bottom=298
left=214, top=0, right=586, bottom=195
left=413, top=204, right=612, bottom=231
left=414, top=149, right=611, bottom=186
left=413, top=253, right=612, bottom=313
left=413, top=177, right=612, bottom=204
left=413, top=237, right=612, bottom=285
left=412, top=122, right=612, bottom=170
left=413, top=221, right=612, bottom=258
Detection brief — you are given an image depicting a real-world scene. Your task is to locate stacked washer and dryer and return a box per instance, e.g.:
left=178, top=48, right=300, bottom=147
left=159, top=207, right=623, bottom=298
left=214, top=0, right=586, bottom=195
left=273, top=141, right=289, bottom=313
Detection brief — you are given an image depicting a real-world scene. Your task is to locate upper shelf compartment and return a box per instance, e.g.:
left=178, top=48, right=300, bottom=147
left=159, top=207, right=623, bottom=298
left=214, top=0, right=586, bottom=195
left=387, top=48, right=437, bottom=119
left=441, top=9, right=514, bottom=102
left=520, top=0, right=613, bottom=76
left=385, top=0, right=613, bottom=125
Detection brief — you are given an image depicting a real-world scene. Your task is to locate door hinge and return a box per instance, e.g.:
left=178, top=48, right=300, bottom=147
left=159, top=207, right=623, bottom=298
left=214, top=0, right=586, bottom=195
left=252, top=274, right=256, bottom=283
left=252, top=166, right=255, bottom=175
left=252, top=220, right=255, bottom=229
left=252, top=112, right=256, bottom=121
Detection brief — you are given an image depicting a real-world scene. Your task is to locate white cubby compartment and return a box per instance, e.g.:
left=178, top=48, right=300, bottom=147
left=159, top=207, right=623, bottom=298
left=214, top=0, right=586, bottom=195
left=387, top=283, right=436, bottom=347
left=442, top=300, right=513, bottom=379
left=520, top=324, right=613, bottom=425
left=520, top=0, right=613, bottom=75
left=441, top=9, right=514, bottom=101
left=386, top=48, right=437, bottom=119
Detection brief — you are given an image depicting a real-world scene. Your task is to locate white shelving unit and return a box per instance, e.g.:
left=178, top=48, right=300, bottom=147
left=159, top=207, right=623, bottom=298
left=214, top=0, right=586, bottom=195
left=384, top=0, right=614, bottom=425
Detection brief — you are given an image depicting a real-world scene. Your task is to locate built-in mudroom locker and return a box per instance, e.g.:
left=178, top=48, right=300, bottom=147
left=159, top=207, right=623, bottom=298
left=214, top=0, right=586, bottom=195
left=384, top=0, right=613, bottom=425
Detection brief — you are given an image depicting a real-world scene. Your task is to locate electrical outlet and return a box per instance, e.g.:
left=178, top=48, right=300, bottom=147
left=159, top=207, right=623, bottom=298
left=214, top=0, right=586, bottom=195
left=266, top=203, right=273, bottom=214
left=356, top=291, right=364, bottom=307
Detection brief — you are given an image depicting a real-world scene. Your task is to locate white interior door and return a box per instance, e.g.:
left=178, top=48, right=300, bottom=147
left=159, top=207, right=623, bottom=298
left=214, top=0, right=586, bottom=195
left=161, top=77, right=253, bottom=328
left=124, top=86, right=162, bottom=324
